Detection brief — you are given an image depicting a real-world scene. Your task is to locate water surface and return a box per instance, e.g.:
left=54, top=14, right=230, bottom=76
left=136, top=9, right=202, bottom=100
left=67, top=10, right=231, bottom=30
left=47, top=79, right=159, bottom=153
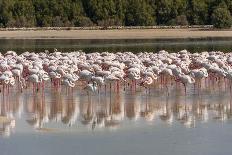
left=0, top=38, right=231, bottom=53
left=0, top=38, right=232, bottom=155
left=0, top=82, right=232, bottom=155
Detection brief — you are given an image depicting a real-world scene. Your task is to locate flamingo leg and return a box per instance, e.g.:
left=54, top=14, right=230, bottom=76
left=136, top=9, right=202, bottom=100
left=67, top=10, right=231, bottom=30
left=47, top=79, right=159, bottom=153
left=117, top=81, right=119, bottom=93
left=183, top=83, right=186, bottom=95
left=134, top=80, right=136, bottom=92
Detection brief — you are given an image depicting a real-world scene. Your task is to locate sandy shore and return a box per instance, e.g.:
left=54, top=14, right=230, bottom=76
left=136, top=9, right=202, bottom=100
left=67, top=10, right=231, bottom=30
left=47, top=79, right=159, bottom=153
left=0, top=29, right=231, bottom=39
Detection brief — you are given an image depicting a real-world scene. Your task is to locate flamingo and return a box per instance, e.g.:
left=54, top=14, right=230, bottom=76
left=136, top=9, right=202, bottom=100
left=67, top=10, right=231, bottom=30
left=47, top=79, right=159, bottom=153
left=27, top=74, right=42, bottom=92
left=79, top=70, right=93, bottom=82
left=190, top=68, right=208, bottom=89
left=177, top=73, right=195, bottom=94
left=126, top=67, right=141, bottom=91
left=0, top=49, right=231, bottom=97
left=84, top=83, right=98, bottom=94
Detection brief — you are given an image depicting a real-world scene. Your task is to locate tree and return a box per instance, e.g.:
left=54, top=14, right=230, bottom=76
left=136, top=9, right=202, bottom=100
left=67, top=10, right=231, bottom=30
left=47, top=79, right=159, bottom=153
left=33, top=0, right=51, bottom=26
left=125, top=0, right=155, bottom=26
left=187, top=0, right=209, bottom=25
left=0, top=0, right=231, bottom=28
left=212, top=5, right=232, bottom=28
left=83, top=0, right=116, bottom=23
left=155, top=0, right=173, bottom=25
left=167, top=15, right=189, bottom=26
left=114, top=0, right=126, bottom=25
left=12, top=0, right=35, bottom=27
left=0, top=0, right=14, bottom=27
left=74, top=16, right=94, bottom=27
left=166, top=0, right=188, bottom=25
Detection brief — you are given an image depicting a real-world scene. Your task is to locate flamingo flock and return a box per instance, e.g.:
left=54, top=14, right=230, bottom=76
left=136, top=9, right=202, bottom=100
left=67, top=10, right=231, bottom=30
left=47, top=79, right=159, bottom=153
left=0, top=49, right=232, bottom=95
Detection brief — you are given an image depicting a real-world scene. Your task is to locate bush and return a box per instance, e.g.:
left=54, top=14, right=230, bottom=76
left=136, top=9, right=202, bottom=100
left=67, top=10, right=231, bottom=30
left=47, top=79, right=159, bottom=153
left=52, top=16, right=63, bottom=27
left=74, top=16, right=94, bottom=27
left=167, top=15, right=189, bottom=26
left=97, top=18, right=123, bottom=27
left=212, top=6, right=232, bottom=28
left=175, top=15, right=189, bottom=26
left=6, top=18, right=16, bottom=27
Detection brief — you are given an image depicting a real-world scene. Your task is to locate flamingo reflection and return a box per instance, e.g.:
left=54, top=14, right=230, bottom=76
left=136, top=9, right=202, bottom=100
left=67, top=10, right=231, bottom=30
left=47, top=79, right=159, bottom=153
left=1, top=88, right=232, bottom=137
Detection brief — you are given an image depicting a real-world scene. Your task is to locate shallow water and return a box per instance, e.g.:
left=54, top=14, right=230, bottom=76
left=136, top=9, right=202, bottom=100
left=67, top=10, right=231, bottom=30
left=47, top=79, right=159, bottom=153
left=1, top=38, right=232, bottom=155
left=0, top=81, right=232, bottom=155
left=0, top=38, right=231, bottom=53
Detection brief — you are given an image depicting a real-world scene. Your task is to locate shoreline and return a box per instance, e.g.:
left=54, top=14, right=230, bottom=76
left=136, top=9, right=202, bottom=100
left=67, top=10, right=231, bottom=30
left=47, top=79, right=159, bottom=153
left=0, top=29, right=231, bottom=39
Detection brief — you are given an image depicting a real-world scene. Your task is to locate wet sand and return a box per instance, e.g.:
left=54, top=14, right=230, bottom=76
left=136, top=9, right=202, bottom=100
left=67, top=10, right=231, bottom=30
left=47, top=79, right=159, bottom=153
left=0, top=29, right=231, bottom=39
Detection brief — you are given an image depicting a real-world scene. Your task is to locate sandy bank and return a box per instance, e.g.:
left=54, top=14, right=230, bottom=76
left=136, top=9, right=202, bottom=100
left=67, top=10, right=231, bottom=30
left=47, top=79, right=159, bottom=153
left=0, top=29, right=231, bottom=39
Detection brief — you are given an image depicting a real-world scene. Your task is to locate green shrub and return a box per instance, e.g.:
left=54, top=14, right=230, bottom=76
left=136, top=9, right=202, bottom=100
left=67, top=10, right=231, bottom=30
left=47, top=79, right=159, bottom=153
left=212, top=6, right=232, bottom=28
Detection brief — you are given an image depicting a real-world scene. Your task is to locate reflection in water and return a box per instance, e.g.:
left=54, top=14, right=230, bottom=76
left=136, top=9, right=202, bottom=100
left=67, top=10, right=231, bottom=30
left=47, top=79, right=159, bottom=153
left=1, top=87, right=232, bottom=137
left=0, top=95, right=17, bottom=137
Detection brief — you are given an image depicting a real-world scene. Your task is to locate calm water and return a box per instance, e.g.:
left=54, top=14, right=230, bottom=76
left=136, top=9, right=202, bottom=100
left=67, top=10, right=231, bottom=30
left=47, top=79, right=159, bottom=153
left=0, top=38, right=231, bottom=53
left=0, top=81, right=232, bottom=155
left=1, top=38, right=232, bottom=155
